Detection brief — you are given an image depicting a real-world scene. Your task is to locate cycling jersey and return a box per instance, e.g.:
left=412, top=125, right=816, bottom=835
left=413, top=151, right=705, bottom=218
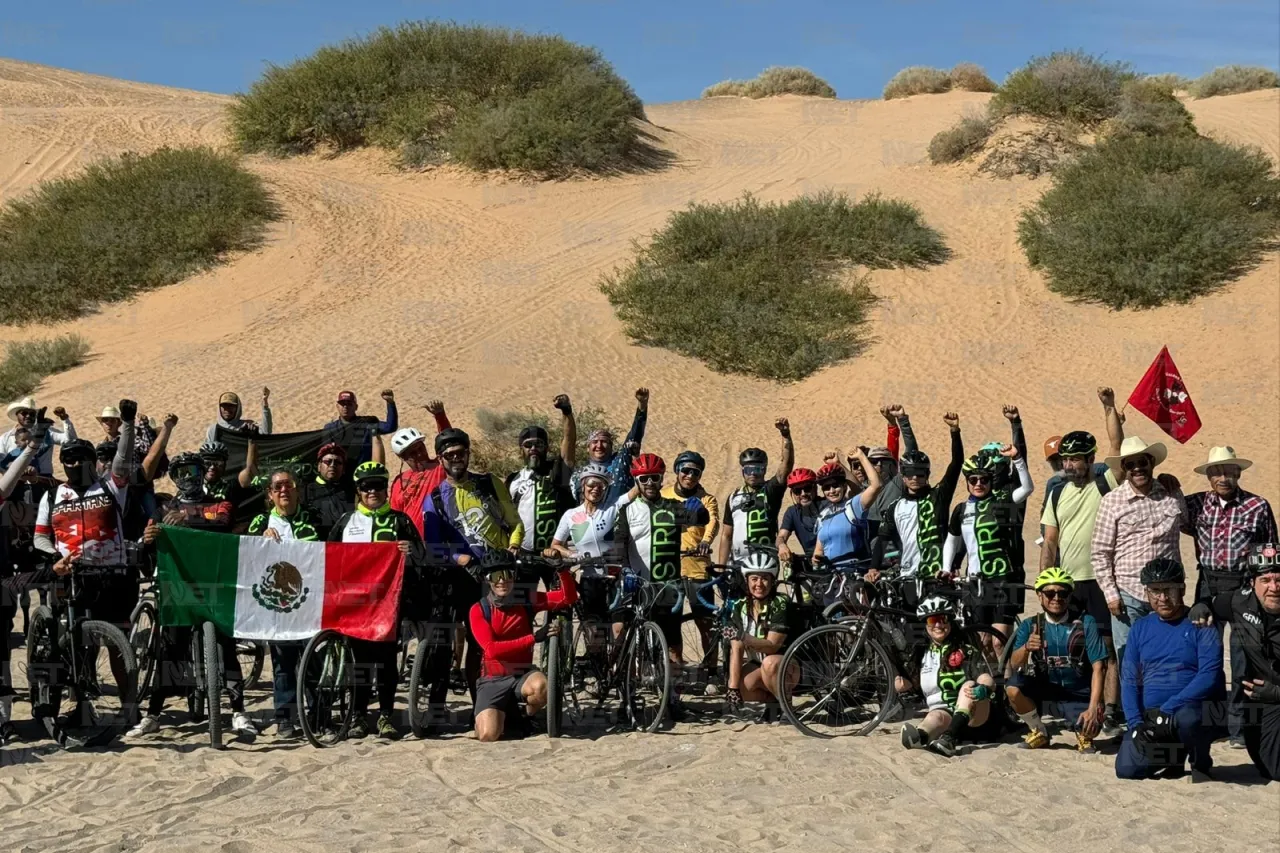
left=730, top=594, right=792, bottom=663
left=469, top=571, right=578, bottom=678
left=329, top=503, right=420, bottom=544
left=913, top=639, right=980, bottom=712
left=661, top=484, right=719, bottom=580
left=617, top=495, right=709, bottom=582
left=205, top=476, right=261, bottom=530
left=553, top=495, right=632, bottom=568
left=423, top=473, right=523, bottom=562
left=35, top=477, right=128, bottom=564
left=945, top=457, right=1033, bottom=579
left=816, top=497, right=869, bottom=562
left=390, top=465, right=447, bottom=537
left=780, top=503, right=822, bottom=556
left=248, top=506, right=321, bottom=541
left=507, top=457, right=574, bottom=552
left=156, top=495, right=235, bottom=534
left=303, top=475, right=355, bottom=540
left=723, top=479, right=787, bottom=558
left=880, top=430, right=963, bottom=578
left=1011, top=613, right=1106, bottom=699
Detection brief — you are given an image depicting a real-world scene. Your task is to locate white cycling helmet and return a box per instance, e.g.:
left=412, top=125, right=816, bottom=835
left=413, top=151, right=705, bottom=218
left=391, top=427, right=426, bottom=457
left=738, top=551, right=779, bottom=577
left=578, top=462, right=613, bottom=486
left=916, top=595, right=952, bottom=619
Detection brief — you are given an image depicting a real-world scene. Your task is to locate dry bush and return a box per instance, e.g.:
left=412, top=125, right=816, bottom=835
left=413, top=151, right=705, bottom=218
left=883, top=66, right=951, bottom=99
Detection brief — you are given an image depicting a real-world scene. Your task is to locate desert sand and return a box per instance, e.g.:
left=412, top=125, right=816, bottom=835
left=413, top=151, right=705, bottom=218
left=1, top=59, right=1277, bottom=851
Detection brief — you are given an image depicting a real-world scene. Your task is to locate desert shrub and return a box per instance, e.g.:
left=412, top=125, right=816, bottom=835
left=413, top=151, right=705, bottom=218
left=991, top=50, right=1137, bottom=123
left=229, top=21, right=651, bottom=177
left=978, top=124, right=1084, bottom=178
left=469, top=405, right=617, bottom=478
left=1189, top=65, right=1280, bottom=98
left=948, top=62, right=997, bottom=93
left=601, top=192, right=949, bottom=381
left=929, top=112, right=995, bottom=163
left=0, top=335, right=91, bottom=401
left=883, top=66, right=951, bottom=99
left=0, top=147, right=278, bottom=325
left=1107, top=78, right=1198, bottom=139
left=1145, top=73, right=1191, bottom=91
left=702, top=66, right=836, bottom=99
left=1018, top=135, right=1280, bottom=308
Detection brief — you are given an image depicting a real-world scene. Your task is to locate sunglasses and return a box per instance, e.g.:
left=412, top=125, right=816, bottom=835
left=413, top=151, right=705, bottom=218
left=1039, top=589, right=1070, bottom=600
left=1122, top=457, right=1151, bottom=471
left=440, top=449, right=469, bottom=461
left=357, top=479, right=388, bottom=492
left=319, top=456, right=345, bottom=466
left=269, top=482, right=296, bottom=493
left=790, top=485, right=816, bottom=495
left=902, top=469, right=930, bottom=478
left=677, top=467, right=703, bottom=478
left=967, top=475, right=991, bottom=486
left=521, top=440, right=546, bottom=450
left=487, top=569, right=515, bottom=583
left=819, top=480, right=845, bottom=490
left=925, top=614, right=950, bottom=627
left=636, top=474, right=663, bottom=485
left=742, top=465, right=766, bottom=476
left=582, top=478, right=607, bottom=488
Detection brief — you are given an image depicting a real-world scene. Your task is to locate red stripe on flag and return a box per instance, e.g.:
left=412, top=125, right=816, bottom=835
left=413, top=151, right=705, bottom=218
left=320, top=542, right=404, bottom=642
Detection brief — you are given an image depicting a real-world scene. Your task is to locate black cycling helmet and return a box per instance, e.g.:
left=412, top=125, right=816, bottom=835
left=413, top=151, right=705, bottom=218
left=900, top=450, right=931, bottom=475
left=674, top=450, right=705, bottom=472
left=199, top=440, right=229, bottom=462
left=60, top=439, right=96, bottom=465
left=1247, top=543, right=1280, bottom=576
left=1140, top=558, right=1185, bottom=586
left=739, top=447, right=768, bottom=467
left=95, top=440, right=117, bottom=463
left=435, top=428, right=471, bottom=455
left=1058, top=431, right=1098, bottom=458
left=518, top=425, right=548, bottom=445
left=169, top=451, right=205, bottom=472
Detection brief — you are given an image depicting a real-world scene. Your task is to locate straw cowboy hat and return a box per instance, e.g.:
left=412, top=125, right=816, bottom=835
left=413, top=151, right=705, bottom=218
left=1194, top=446, right=1252, bottom=475
left=1104, top=435, right=1168, bottom=469
left=6, top=397, right=36, bottom=421
left=97, top=406, right=121, bottom=423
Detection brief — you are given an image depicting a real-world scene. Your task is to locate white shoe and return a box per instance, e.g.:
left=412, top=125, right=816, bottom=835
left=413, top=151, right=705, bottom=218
left=128, top=716, right=160, bottom=737
left=231, top=713, right=258, bottom=735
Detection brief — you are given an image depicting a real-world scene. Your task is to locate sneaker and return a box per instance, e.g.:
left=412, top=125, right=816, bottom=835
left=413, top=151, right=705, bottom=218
left=1229, top=735, right=1247, bottom=750
left=376, top=715, right=401, bottom=740
left=347, top=717, right=370, bottom=739
left=704, top=681, right=723, bottom=697
left=721, top=697, right=755, bottom=724
left=127, top=716, right=161, bottom=737
left=1100, top=714, right=1124, bottom=739
left=1075, top=731, right=1097, bottom=754
left=230, top=713, right=258, bottom=736
left=927, top=731, right=958, bottom=757
left=1018, top=729, right=1050, bottom=750
left=0, top=722, right=19, bottom=745
left=275, top=718, right=297, bottom=739
left=1189, top=766, right=1214, bottom=784
left=449, top=667, right=467, bottom=695
left=901, top=723, right=924, bottom=750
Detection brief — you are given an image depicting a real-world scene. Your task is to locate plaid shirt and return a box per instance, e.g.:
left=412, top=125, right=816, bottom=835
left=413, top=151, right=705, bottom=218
left=1183, top=488, right=1277, bottom=572
left=1092, top=480, right=1188, bottom=604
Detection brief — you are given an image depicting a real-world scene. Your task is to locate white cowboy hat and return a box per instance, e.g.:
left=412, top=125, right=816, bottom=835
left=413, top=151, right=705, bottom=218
left=6, top=397, right=36, bottom=421
left=1104, top=435, right=1168, bottom=469
left=97, top=406, right=121, bottom=422
left=1194, top=445, right=1252, bottom=475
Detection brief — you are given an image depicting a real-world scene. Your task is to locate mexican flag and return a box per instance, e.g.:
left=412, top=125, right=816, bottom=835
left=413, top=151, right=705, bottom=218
left=156, top=526, right=404, bottom=642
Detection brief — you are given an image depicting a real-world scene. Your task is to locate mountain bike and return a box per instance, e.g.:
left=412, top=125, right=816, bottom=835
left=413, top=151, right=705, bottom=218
left=297, top=629, right=356, bottom=748
left=127, top=579, right=158, bottom=703
left=26, top=563, right=138, bottom=749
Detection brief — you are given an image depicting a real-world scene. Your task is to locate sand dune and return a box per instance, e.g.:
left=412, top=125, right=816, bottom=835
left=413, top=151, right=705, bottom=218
left=1, top=60, right=1277, bottom=850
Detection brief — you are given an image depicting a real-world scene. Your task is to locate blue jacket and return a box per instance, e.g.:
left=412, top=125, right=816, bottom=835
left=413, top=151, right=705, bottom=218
left=1121, top=610, right=1224, bottom=729
left=323, top=401, right=397, bottom=464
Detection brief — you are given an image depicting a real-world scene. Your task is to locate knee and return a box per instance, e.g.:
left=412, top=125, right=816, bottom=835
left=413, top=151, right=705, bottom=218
left=1173, top=705, right=1202, bottom=733
left=976, top=673, right=995, bottom=689
left=476, top=728, right=500, bottom=743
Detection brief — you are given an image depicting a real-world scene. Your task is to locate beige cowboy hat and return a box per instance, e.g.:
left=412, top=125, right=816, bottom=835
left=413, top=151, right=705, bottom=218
left=6, top=397, right=36, bottom=421
left=1104, top=435, right=1168, bottom=469
left=1194, top=445, right=1252, bottom=475
left=97, top=405, right=121, bottom=422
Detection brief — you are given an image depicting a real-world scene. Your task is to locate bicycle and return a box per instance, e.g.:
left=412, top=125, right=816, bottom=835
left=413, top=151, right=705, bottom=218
left=26, top=562, right=139, bottom=748
left=297, top=629, right=357, bottom=748
left=127, top=579, right=158, bottom=703
left=406, top=563, right=462, bottom=740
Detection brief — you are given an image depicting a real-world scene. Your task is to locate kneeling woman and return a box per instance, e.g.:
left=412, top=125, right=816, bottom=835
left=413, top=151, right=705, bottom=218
left=469, top=554, right=577, bottom=742
left=723, top=552, right=799, bottom=721
left=329, top=461, right=420, bottom=740
left=897, top=596, right=1004, bottom=756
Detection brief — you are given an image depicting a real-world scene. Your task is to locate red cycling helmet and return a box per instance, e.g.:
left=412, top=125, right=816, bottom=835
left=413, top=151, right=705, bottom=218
left=630, top=453, right=666, bottom=477
left=815, top=462, right=848, bottom=484
left=787, top=468, right=817, bottom=488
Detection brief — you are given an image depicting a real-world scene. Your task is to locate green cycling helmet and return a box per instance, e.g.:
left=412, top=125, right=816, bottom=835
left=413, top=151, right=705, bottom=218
left=962, top=451, right=996, bottom=476
left=1034, top=567, right=1075, bottom=591
left=354, top=461, right=389, bottom=483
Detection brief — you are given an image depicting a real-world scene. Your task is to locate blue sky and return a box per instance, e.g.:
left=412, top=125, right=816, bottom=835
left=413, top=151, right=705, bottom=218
left=4, top=0, right=1278, bottom=101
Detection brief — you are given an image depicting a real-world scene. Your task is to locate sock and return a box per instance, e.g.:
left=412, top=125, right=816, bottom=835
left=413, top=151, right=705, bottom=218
left=1019, top=710, right=1048, bottom=736
left=946, top=710, right=971, bottom=738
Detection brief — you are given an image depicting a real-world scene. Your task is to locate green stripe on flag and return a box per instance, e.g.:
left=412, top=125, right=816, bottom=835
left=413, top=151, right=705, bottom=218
left=157, top=526, right=240, bottom=634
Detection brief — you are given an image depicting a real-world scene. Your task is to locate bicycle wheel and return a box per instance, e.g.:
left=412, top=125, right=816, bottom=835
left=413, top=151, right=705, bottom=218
left=778, top=623, right=896, bottom=738
left=188, top=629, right=207, bottom=724
left=396, top=618, right=420, bottom=680
left=298, top=630, right=356, bottom=748
left=964, top=625, right=1009, bottom=682
left=546, top=632, right=563, bottom=738
left=26, top=606, right=62, bottom=742
left=407, top=624, right=452, bottom=739
left=203, top=623, right=224, bottom=749
left=622, top=620, right=670, bottom=733
left=237, top=641, right=266, bottom=690
left=47, top=618, right=138, bottom=749
left=568, top=616, right=609, bottom=712
left=128, top=598, right=158, bottom=703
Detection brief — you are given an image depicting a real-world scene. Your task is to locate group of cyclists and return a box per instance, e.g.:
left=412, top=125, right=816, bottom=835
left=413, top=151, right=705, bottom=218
left=1, top=384, right=1277, bottom=785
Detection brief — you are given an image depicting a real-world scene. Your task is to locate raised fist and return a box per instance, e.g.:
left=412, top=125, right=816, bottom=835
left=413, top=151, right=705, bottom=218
left=118, top=399, right=138, bottom=422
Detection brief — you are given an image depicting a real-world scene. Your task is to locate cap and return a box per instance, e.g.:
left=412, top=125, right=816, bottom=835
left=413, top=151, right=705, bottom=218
left=218, top=392, right=240, bottom=407
left=337, top=391, right=357, bottom=404
left=866, top=446, right=893, bottom=461
left=1044, top=436, right=1062, bottom=460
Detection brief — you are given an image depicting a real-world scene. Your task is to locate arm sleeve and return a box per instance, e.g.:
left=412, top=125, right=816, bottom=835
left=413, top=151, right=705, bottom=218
left=1120, top=622, right=1143, bottom=728
left=1092, top=496, right=1120, bottom=605
left=379, top=401, right=399, bottom=435
left=0, top=445, right=37, bottom=498
left=1040, top=491, right=1059, bottom=530
left=624, top=408, right=647, bottom=449
left=936, top=429, right=964, bottom=508
left=1262, top=501, right=1278, bottom=543
left=1010, top=418, right=1028, bottom=463
left=887, top=423, right=901, bottom=461
left=539, top=570, right=579, bottom=611
left=1160, top=625, right=1224, bottom=716
left=942, top=533, right=963, bottom=577
left=433, top=411, right=452, bottom=433
left=261, top=404, right=273, bottom=435
left=468, top=602, right=534, bottom=658
left=1011, top=457, right=1033, bottom=505
left=54, top=421, right=76, bottom=444
left=898, top=416, right=918, bottom=455
left=111, top=420, right=135, bottom=484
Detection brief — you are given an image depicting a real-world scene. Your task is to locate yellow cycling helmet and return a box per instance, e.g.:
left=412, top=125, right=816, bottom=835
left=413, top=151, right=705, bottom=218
left=1034, top=567, right=1075, bottom=592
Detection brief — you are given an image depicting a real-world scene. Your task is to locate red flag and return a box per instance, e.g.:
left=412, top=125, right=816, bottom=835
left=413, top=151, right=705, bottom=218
left=1128, top=346, right=1202, bottom=444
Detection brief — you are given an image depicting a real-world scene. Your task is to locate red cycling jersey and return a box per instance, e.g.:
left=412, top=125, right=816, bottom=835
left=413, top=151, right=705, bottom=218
left=469, top=570, right=578, bottom=678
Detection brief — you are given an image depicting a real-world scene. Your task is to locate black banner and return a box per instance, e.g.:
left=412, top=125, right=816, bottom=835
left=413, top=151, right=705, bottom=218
left=215, top=422, right=369, bottom=484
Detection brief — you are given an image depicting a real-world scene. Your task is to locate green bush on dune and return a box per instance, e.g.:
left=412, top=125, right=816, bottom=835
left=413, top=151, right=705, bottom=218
left=702, top=66, right=837, bottom=99
left=928, top=112, right=995, bottom=163
left=229, top=22, right=657, bottom=177
left=883, top=63, right=997, bottom=99
left=991, top=51, right=1137, bottom=123
left=1188, top=65, right=1280, bottom=98
left=0, top=334, right=91, bottom=401
left=1106, top=78, right=1197, bottom=140
left=601, top=192, right=949, bottom=382
left=0, top=147, right=278, bottom=325
left=1019, top=135, right=1280, bottom=308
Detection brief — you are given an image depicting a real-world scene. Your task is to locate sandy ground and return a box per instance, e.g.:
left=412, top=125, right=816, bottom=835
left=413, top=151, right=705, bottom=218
left=0, top=59, right=1278, bottom=851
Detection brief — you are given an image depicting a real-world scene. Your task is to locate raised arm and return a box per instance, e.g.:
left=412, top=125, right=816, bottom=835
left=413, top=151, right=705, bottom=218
left=1099, top=387, right=1124, bottom=458
left=1003, top=405, right=1028, bottom=462
left=378, top=389, right=399, bottom=435
left=372, top=432, right=386, bottom=465
left=238, top=434, right=259, bottom=488
left=111, top=401, right=137, bottom=485
left=937, top=413, right=964, bottom=504
left=554, top=395, right=576, bottom=468
left=140, top=413, right=177, bottom=482
left=853, top=446, right=882, bottom=509
left=424, top=399, right=451, bottom=433
left=881, top=405, right=901, bottom=460
left=0, top=443, right=38, bottom=499
left=625, top=387, right=649, bottom=448
left=1000, top=444, right=1033, bottom=504
left=260, top=386, right=273, bottom=435
left=773, top=417, right=794, bottom=484
left=895, top=406, right=918, bottom=454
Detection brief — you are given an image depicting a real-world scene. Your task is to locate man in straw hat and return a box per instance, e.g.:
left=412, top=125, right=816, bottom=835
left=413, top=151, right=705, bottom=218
left=0, top=397, right=76, bottom=477
left=1091, top=434, right=1188, bottom=671
left=1183, top=445, right=1277, bottom=748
